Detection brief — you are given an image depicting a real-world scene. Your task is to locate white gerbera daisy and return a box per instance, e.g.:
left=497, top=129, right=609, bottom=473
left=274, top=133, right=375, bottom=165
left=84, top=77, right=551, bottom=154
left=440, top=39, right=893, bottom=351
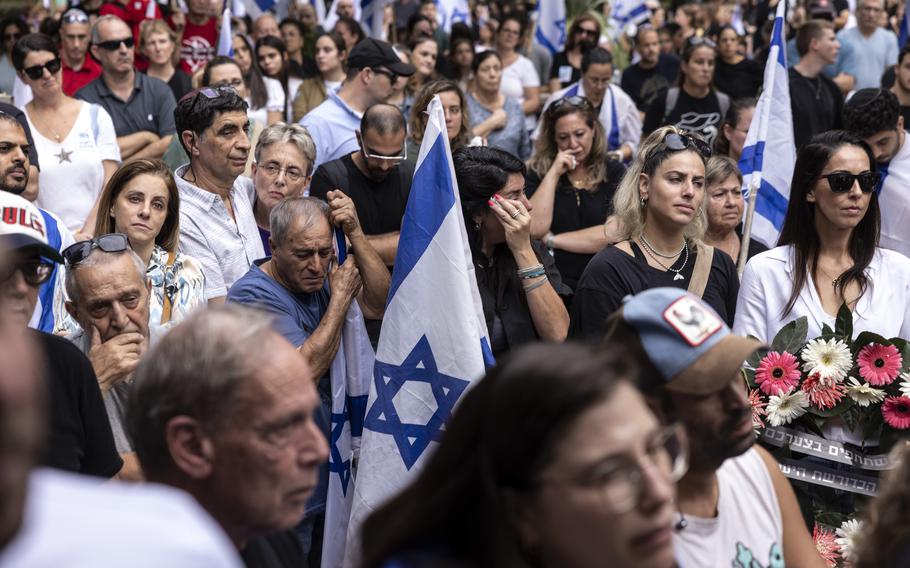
left=766, top=390, right=810, bottom=427
left=835, top=519, right=862, bottom=561
left=900, top=372, right=910, bottom=397
left=801, top=338, right=852, bottom=382
left=846, top=377, right=886, bottom=407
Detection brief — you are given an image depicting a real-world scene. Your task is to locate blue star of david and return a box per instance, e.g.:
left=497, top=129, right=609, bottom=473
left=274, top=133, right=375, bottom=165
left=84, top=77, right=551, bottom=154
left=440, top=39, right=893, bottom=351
left=329, top=394, right=368, bottom=497
left=364, top=335, right=470, bottom=470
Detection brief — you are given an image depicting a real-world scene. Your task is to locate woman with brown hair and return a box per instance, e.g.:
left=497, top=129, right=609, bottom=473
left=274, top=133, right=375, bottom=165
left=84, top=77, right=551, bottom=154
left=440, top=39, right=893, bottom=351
left=291, top=31, right=346, bottom=122
left=403, top=79, right=472, bottom=170
left=548, top=12, right=602, bottom=93
left=401, top=35, right=439, bottom=119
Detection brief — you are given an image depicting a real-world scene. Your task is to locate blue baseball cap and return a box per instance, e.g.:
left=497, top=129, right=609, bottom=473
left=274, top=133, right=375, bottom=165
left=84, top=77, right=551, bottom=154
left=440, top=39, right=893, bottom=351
left=611, top=288, right=765, bottom=395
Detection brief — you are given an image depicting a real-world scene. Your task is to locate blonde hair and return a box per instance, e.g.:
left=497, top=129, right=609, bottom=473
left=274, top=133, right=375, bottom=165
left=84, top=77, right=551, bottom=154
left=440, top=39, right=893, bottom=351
left=611, top=125, right=708, bottom=241
left=139, top=19, right=180, bottom=67
left=527, top=102, right=609, bottom=189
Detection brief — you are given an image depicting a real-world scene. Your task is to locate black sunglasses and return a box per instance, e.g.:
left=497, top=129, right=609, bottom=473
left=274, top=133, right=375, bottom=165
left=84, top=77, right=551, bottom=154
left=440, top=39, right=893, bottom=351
left=664, top=132, right=712, bottom=158
left=549, top=95, right=594, bottom=114
left=62, top=9, right=89, bottom=24
left=22, top=58, right=61, bottom=80
left=179, top=85, right=237, bottom=116
left=95, top=37, right=135, bottom=51
left=370, top=67, right=399, bottom=83
left=685, top=36, right=717, bottom=50
left=820, top=171, right=881, bottom=193
left=0, top=260, right=53, bottom=286
left=577, top=27, right=599, bottom=37
left=62, top=233, right=130, bottom=266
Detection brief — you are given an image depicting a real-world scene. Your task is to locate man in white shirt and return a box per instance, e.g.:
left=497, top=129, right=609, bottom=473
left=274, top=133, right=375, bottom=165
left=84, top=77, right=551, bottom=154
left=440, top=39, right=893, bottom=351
left=604, top=288, right=825, bottom=568
left=843, top=88, right=910, bottom=258
left=535, top=47, right=642, bottom=161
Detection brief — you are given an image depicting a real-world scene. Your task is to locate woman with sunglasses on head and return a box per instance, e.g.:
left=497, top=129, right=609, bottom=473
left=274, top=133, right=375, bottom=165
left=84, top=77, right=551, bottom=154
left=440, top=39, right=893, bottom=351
left=361, top=342, right=684, bottom=568
left=548, top=13, right=602, bottom=93
left=643, top=36, right=729, bottom=147
left=713, top=26, right=762, bottom=100
left=525, top=97, right=626, bottom=291
left=496, top=14, right=541, bottom=133
left=735, top=131, right=910, bottom=343
left=403, top=80, right=472, bottom=171
left=14, top=33, right=119, bottom=240
left=570, top=126, right=739, bottom=341
left=255, top=35, right=303, bottom=124
left=291, top=31, right=346, bottom=122
left=232, top=33, right=283, bottom=126
left=467, top=50, right=530, bottom=161
left=139, top=19, right=192, bottom=103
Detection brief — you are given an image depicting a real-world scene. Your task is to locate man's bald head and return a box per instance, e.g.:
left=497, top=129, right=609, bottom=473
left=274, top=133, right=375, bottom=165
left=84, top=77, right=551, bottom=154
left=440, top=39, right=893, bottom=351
left=360, top=103, right=406, bottom=137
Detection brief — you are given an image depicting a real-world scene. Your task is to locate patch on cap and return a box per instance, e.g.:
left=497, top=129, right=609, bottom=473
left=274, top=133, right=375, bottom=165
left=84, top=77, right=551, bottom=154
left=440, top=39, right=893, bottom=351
left=662, top=295, right=722, bottom=347
left=1, top=205, right=47, bottom=240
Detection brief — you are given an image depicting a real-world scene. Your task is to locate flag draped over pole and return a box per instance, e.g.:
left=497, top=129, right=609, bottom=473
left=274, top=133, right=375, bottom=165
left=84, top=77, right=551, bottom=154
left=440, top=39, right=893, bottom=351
left=738, top=0, right=795, bottom=254
left=612, top=0, right=650, bottom=27
left=342, top=95, right=494, bottom=567
left=534, top=0, right=566, bottom=55
left=217, top=7, right=234, bottom=57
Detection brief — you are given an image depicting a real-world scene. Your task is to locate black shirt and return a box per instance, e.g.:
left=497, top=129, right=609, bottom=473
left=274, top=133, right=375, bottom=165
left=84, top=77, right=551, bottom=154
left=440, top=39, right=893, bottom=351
left=789, top=67, right=843, bottom=149
left=309, top=153, right=412, bottom=237
left=242, top=530, right=306, bottom=568
left=167, top=69, right=193, bottom=102
left=714, top=58, right=764, bottom=100
left=620, top=54, right=680, bottom=111
left=524, top=160, right=626, bottom=289
left=36, top=330, right=122, bottom=478
left=643, top=87, right=725, bottom=146
left=549, top=51, right=582, bottom=90
left=568, top=242, right=740, bottom=342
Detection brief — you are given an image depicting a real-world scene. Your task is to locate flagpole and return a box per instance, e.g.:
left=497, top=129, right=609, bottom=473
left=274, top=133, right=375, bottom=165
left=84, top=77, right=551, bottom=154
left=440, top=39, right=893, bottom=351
left=738, top=180, right=759, bottom=277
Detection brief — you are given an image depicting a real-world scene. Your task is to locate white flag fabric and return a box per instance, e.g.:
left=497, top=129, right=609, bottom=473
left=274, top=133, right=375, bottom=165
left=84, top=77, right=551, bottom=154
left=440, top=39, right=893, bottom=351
left=342, top=95, right=494, bottom=567
left=738, top=0, right=795, bottom=248
left=437, top=0, right=470, bottom=33
left=535, top=0, right=566, bottom=55
left=360, top=0, right=389, bottom=39
left=217, top=8, right=234, bottom=57
left=612, top=0, right=650, bottom=26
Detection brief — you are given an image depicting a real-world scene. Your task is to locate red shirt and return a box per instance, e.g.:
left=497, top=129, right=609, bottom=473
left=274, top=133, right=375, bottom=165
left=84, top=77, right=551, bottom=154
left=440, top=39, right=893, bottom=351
left=171, top=16, right=217, bottom=74
left=62, top=55, right=101, bottom=97
left=99, top=0, right=162, bottom=71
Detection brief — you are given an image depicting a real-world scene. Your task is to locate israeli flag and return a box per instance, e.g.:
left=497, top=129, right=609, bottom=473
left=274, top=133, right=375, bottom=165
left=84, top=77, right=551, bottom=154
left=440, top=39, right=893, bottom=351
left=738, top=0, right=795, bottom=248
left=612, top=0, right=650, bottom=26
left=217, top=7, right=233, bottom=57
left=535, top=0, right=566, bottom=55
left=361, top=0, right=389, bottom=39
left=901, top=0, right=910, bottom=47
left=437, top=0, right=471, bottom=33
left=342, top=96, right=494, bottom=567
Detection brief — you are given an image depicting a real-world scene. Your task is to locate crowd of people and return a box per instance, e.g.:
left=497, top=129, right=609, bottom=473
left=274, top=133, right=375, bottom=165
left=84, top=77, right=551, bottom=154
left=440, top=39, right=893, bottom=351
left=5, top=0, right=910, bottom=566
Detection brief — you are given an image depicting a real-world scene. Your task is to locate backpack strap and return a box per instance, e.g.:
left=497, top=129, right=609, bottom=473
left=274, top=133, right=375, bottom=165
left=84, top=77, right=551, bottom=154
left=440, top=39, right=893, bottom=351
left=687, top=242, right=715, bottom=299
left=663, top=87, right=680, bottom=125
left=89, top=103, right=100, bottom=144
left=716, top=91, right=730, bottom=121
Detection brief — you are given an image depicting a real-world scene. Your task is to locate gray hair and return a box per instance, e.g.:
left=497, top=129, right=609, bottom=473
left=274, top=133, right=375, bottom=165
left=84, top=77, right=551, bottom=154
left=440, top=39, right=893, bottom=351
left=254, top=122, right=317, bottom=176
left=91, top=14, right=127, bottom=45
left=269, top=197, right=331, bottom=246
left=126, top=305, right=276, bottom=476
left=705, top=155, right=743, bottom=190
left=64, top=248, right=146, bottom=305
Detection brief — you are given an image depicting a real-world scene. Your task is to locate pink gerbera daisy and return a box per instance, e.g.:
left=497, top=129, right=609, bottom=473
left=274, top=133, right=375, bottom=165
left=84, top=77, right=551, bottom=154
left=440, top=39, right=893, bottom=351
left=748, top=388, right=766, bottom=430
left=802, top=372, right=846, bottom=410
left=857, top=343, right=902, bottom=386
left=755, top=351, right=801, bottom=395
left=813, top=524, right=840, bottom=568
left=882, top=396, right=910, bottom=430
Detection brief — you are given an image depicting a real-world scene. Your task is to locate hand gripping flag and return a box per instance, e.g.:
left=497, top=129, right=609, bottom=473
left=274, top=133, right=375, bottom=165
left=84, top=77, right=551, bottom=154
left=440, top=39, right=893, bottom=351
left=738, top=0, right=795, bottom=250
left=535, top=0, right=566, bottom=55
left=342, top=95, right=495, bottom=567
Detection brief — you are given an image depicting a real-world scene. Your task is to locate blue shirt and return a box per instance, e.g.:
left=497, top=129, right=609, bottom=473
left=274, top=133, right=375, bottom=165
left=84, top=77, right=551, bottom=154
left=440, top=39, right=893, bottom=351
left=786, top=36, right=858, bottom=81
left=227, top=261, right=331, bottom=516
left=300, top=90, right=362, bottom=170
left=837, top=26, right=899, bottom=90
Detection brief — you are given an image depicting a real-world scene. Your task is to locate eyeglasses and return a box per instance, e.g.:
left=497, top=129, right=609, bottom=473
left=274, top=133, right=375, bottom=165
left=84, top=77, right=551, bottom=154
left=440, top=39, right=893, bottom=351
left=577, top=27, right=599, bottom=38
left=360, top=140, right=407, bottom=162
left=22, top=58, right=61, bottom=80
left=62, top=233, right=130, bottom=266
left=685, top=36, right=717, bottom=50
left=62, top=9, right=89, bottom=24
left=549, top=95, right=594, bottom=114
left=820, top=171, right=881, bottom=193
left=0, top=259, right=54, bottom=286
left=370, top=67, right=399, bottom=83
left=538, top=424, right=688, bottom=515
left=258, top=162, right=305, bottom=182
left=95, top=37, right=135, bottom=51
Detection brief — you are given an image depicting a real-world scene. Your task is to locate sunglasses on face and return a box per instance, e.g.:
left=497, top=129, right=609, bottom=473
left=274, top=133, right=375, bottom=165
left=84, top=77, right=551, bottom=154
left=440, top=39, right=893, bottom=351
left=95, top=37, right=135, bottom=51
left=370, top=67, right=399, bottom=83
left=577, top=27, right=599, bottom=37
left=820, top=171, right=881, bottom=193
left=62, top=233, right=130, bottom=266
left=0, top=259, right=54, bottom=286
left=22, top=58, right=61, bottom=80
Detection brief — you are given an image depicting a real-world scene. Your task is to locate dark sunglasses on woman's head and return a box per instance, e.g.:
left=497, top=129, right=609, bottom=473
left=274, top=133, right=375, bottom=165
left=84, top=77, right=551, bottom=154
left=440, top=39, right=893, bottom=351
left=549, top=95, right=594, bottom=114
left=62, top=233, right=130, bottom=266
left=23, top=58, right=61, bottom=80
left=820, top=171, right=881, bottom=193
left=95, top=36, right=135, bottom=51
left=663, top=132, right=712, bottom=158
left=685, top=36, right=716, bottom=50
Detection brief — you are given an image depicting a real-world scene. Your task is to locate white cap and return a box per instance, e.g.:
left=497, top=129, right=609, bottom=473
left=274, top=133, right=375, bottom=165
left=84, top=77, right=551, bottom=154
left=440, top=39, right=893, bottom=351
left=0, top=192, right=62, bottom=262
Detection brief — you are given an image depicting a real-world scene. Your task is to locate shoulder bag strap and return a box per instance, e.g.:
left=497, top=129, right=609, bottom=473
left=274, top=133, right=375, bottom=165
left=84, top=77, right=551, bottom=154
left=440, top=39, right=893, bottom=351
left=687, top=243, right=714, bottom=298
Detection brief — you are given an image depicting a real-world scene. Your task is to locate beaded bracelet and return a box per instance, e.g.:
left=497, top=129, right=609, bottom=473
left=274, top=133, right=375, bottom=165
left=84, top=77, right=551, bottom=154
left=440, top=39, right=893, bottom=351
left=517, top=264, right=546, bottom=279
left=522, top=278, right=548, bottom=293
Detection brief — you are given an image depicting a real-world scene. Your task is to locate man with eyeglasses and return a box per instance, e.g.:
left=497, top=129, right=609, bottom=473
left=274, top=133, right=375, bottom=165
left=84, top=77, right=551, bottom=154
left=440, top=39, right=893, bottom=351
left=60, top=9, right=100, bottom=97
left=535, top=47, right=641, bottom=162
left=836, top=0, right=897, bottom=90
left=227, top=196, right=387, bottom=563
left=0, top=192, right=121, bottom=479
left=603, top=288, right=825, bottom=568
left=76, top=15, right=177, bottom=161
left=301, top=37, right=415, bottom=171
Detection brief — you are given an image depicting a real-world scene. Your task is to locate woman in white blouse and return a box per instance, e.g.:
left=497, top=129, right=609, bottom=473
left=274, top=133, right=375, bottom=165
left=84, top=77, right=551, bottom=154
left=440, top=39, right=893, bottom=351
left=735, top=131, right=910, bottom=341
left=15, top=33, right=119, bottom=238
left=494, top=14, right=540, bottom=132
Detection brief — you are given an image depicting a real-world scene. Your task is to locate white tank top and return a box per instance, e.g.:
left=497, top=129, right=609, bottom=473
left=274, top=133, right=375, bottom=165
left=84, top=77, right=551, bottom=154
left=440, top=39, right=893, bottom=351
left=673, top=448, right=785, bottom=568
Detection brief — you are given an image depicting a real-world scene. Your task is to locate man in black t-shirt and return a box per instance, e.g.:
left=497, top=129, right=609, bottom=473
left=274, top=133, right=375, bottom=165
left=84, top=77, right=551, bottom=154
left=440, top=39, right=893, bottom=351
left=621, top=28, right=680, bottom=115
left=789, top=20, right=844, bottom=148
left=0, top=193, right=121, bottom=478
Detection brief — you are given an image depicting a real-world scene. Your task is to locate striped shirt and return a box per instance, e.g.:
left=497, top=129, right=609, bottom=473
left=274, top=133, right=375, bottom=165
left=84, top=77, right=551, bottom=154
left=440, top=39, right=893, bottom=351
left=175, top=166, right=264, bottom=300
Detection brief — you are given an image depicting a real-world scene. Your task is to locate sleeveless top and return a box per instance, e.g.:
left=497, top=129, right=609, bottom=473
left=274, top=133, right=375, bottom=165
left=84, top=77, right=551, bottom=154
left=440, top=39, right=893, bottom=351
left=672, top=448, right=785, bottom=568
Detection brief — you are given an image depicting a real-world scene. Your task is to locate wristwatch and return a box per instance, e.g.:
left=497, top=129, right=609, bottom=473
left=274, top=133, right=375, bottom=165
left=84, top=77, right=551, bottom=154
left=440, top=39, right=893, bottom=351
left=545, top=232, right=556, bottom=255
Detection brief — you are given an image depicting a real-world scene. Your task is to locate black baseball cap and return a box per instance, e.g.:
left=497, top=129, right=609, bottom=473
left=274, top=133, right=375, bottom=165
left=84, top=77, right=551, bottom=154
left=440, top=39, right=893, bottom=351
left=347, top=38, right=416, bottom=76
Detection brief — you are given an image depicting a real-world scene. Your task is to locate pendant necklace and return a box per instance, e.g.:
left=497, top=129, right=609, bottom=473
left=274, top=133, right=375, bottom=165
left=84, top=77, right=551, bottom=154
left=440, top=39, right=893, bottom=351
left=639, top=237, right=689, bottom=281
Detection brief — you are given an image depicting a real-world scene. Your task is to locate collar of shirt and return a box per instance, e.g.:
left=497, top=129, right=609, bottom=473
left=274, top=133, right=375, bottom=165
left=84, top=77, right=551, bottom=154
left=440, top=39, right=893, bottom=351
left=97, top=70, right=143, bottom=99
left=63, top=55, right=100, bottom=74
left=174, top=164, right=245, bottom=212
left=327, top=90, right=363, bottom=120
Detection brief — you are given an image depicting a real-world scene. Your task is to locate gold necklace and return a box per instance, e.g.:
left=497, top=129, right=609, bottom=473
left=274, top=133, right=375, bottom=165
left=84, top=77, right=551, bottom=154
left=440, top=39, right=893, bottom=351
left=817, top=266, right=845, bottom=289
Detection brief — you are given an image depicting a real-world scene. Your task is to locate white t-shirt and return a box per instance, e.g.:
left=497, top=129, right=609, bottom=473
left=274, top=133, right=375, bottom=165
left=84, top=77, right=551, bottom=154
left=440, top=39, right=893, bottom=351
left=500, top=54, right=540, bottom=131
left=247, top=76, right=285, bottom=126
left=879, top=136, right=910, bottom=258
left=29, top=102, right=120, bottom=232
left=0, top=468, right=242, bottom=567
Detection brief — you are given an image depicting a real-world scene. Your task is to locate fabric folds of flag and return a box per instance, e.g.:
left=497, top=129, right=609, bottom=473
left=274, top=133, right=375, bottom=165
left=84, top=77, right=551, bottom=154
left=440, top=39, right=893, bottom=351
left=361, top=0, right=388, bottom=39
left=738, top=0, right=795, bottom=248
left=900, top=0, right=910, bottom=48
left=217, top=7, right=234, bottom=57
left=612, top=0, right=650, bottom=27
left=437, top=0, right=471, bottom=33
left=342, top=95, right=494, bottom=567
left=535, top=0, right=566, bottom=55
